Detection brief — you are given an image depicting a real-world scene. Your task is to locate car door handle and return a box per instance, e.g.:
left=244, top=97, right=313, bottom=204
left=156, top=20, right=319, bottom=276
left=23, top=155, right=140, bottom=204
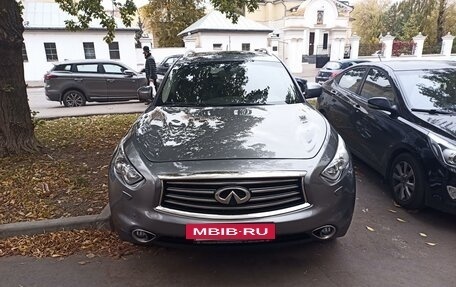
left=74, top=78, right=83, bottom=82
left=106, top=79, right=115, bottom=83
left=354, top=104, right=361, bottom=109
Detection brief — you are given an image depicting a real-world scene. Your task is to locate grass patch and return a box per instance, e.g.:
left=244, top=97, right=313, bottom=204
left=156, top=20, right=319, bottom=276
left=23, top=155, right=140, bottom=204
left=0, top=114, right=139, bottom=224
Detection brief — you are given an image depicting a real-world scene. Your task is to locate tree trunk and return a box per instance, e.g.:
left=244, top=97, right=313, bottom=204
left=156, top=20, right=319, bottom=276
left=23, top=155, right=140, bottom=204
left=437, top=0, right=447, bottom=43
left=0, top=1, right=40, bottom=157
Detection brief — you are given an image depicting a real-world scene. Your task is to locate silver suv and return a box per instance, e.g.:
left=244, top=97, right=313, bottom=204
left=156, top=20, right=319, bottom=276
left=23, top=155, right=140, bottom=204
left=44, top=60, right=147, bottom=107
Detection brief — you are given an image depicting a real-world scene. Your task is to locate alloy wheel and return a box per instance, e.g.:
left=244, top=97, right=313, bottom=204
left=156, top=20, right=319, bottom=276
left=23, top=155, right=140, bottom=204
left=392, top=161, right=416, bottom=202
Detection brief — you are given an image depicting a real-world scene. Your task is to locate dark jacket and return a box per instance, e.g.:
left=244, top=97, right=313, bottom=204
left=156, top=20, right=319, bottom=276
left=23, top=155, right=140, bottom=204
left=145, top=55, right=157, bottom=82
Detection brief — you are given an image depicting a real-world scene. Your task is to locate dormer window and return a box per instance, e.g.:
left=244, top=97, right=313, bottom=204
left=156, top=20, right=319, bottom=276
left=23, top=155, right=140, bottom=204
left=317, top=10, right=324, bottom=24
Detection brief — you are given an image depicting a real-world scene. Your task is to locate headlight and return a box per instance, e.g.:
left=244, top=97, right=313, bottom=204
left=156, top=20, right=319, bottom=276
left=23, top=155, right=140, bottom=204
left=113, top=145, right=144, bottom=185
left=428, top=132, right=456, bottom=171
left=321, top=135, right=350, bottom=184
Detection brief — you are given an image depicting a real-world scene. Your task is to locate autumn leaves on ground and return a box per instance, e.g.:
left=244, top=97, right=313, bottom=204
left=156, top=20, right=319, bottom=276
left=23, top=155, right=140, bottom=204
left=0, top=114, right=147, bottom=258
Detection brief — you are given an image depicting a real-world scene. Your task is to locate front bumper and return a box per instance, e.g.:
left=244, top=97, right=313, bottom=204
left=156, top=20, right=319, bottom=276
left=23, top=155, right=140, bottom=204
left=108, top=160, right=356, bottom=246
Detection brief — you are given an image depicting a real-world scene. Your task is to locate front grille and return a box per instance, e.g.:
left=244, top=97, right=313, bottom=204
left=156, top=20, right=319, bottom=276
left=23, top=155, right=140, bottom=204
left=160, top=177, right=306, bottom=215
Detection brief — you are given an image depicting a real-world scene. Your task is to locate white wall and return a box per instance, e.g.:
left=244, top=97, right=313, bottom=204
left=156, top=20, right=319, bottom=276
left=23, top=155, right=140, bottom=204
left=23, top=30, right=137, bottom=82
left=197, top=32, right=270, bottom=51
left=303, top=0, right=340, bottom=28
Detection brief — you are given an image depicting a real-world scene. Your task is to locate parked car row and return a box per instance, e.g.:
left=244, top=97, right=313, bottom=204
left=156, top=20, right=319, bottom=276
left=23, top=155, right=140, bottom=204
left=316, top=60, right=456, bottom=215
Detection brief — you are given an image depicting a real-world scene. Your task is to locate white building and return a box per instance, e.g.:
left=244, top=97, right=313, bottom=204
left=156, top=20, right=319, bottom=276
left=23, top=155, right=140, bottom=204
left=22, top=0, right=139, bottom=84
left=246, top=0, right=353, bottom=72
left=178, top=11, right=273, bottom=52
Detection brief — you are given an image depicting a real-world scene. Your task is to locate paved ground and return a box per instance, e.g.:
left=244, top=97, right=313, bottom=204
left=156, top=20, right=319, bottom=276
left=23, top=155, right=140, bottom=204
left=2, top=160, right=455, bottom=287
left=28, top=88, right=147, bottom=119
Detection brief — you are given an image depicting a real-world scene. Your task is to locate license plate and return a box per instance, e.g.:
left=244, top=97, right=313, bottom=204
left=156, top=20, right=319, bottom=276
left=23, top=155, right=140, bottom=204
left=186, top=223, right=276, bottom=241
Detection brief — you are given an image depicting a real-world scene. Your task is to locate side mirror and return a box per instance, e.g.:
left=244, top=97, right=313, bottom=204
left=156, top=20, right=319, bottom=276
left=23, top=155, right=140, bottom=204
left=162, top=63, right=169, bottom=68
left=137, top=86, right=154, bottom=102
left=305, top=82, right=322, bottom=99
left=124, top=70, right=135, bottom=77
left=368, top=97, right=397, bottom=115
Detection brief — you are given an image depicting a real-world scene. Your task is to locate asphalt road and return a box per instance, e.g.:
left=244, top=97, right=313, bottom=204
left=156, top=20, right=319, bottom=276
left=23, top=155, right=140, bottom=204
left=28, top=88, right=147, bottom=119
left=2, top=160, right=455, bottom=287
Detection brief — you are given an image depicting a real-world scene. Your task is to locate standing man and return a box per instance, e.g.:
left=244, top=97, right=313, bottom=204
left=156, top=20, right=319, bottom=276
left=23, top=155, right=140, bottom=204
left=143, top=46, right=157, bottom=90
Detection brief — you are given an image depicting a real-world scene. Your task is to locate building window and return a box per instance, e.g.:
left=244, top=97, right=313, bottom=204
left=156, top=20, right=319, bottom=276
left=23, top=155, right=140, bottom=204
left=272, top=46, right=278, bottom=52
left=83, top=42, right=96, bottom=59
left=22, top=43, right=28, bottom=62
left=108, top=42, right=120, bottom=59
left=213, top=43, right=222, bottom=50
left=241, top=43, right=251, bottom=51
left=317, top=10, right=324, bottom=24
left=44, top=42, right=58, bottom=62
left=323, top=33, right=328, bottom=49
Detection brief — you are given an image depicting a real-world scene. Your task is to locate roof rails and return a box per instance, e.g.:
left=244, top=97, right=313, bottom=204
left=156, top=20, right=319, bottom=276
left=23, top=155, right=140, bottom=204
left=184, top=50, right=196, bottom=57
left=254, top=48, right=270, bottom=55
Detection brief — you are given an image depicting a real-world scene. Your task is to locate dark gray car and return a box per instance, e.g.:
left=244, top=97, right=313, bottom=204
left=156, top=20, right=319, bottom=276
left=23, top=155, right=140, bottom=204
left=109, top=51, right=356, bottom=246
left=44, top=60, right=147, bottom=107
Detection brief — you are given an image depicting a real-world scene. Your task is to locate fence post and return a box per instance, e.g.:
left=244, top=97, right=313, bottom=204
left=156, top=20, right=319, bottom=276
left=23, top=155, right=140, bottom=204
left=412, top=32, right=426, bottom=57
left=441, top=32, right=455, bottom=56
left=349, top=33, right=360, bottom=59
left=380, top=32, right=395, bottom=59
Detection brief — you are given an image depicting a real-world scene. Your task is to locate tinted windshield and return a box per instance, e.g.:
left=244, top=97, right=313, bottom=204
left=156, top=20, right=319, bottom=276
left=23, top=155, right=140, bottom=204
left=157, top=60, right=302, bottom=106
left=397, top=69, right=456, bottom=111
left=322, top=62, right=342, bottom=70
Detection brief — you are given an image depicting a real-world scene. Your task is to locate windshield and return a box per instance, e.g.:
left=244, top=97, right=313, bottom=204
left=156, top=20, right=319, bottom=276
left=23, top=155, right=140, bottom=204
left=157, top=60, right=303, bottom=106
left=397, top=69, right=456, bottom=111
left=322, top=62, right=342, bottom=70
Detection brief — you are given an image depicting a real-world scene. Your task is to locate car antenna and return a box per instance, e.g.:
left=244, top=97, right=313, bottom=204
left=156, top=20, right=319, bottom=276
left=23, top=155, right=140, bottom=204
left=377, top=52, right=382, bottom=62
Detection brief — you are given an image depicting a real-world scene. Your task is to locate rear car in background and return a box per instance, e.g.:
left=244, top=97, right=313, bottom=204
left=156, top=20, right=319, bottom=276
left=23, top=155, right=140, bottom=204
left=315, top=59, right=369, bottom=84
left=156, top=54, right=183, bottom=86
left=44, top=60, right=147, bottom=107
left=317, top=60, right=456, bottom=215
left=109, top=51, right=356, bottom=246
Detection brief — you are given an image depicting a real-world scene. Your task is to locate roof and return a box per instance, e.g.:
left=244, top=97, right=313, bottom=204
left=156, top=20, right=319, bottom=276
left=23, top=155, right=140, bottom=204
left=23, top=2, right=136, bottom=31
left=176, top=51, right=279, bottom=64
left=357, top=60, right=456, bottom=71
left=52, top=59, right=129, bottom=65
left=178, top=10, right=273, bottom=36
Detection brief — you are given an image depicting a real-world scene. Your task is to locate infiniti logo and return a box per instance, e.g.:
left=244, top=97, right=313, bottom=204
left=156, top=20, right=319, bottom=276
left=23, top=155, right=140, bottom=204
left=214, top=186, right=251, bottom=205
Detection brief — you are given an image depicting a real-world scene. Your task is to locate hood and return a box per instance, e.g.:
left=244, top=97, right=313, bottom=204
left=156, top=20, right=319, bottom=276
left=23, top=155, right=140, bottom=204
left=130, top=104, right=327, bottom=162
left=412, top=113, right=456, bottom=139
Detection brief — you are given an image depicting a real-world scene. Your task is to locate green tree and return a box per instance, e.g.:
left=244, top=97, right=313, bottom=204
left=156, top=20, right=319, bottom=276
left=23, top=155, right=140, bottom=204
left=0, top=0, right=262, bottom=158
left=143, top=0, right=205, bottom=47
left=352, top=0, right=391, bottom=44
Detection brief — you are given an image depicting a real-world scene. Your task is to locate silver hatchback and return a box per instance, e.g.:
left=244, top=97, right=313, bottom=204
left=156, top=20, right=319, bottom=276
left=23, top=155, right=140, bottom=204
left=109, top=51, right=356, bottom=246
left=44, top=60, right=147, bottom=107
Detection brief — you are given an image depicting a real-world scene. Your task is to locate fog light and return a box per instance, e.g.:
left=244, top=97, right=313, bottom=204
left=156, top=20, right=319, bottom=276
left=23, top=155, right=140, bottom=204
left=131, top=229, right=156, bottom=243
left=447, top=186, right=456, bottom=200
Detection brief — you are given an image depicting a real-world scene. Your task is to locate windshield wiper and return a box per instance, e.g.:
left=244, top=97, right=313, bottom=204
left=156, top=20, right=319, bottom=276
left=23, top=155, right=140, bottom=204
left=411, top=108, right=453, bottom=115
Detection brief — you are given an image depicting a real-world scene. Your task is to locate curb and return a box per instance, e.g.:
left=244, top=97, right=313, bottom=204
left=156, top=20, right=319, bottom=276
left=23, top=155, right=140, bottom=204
left=0, top=205, right=111, bottom=239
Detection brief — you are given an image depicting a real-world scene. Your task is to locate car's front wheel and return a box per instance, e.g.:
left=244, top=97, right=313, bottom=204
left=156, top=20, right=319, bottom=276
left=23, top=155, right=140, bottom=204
left=389, top=153, right=425, bottom=210
left=63, top=90, right=86, bottom=107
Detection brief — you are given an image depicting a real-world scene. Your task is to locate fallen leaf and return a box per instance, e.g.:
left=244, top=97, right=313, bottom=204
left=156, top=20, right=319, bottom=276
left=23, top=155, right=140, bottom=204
left=396, top=218, right=406, bottom=223
left=393, top=201, right=401, bottom=208
left=366, top=226, right=375, bottom=232
left=419, top=233, right=427, bottom=238
left=86, top=253, right=95, bottom=259
left=388, top=209, right=397, bottom=213
left=426, top=242, right=437, bottom=246
left=78, top=261, right=89, bottom=265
